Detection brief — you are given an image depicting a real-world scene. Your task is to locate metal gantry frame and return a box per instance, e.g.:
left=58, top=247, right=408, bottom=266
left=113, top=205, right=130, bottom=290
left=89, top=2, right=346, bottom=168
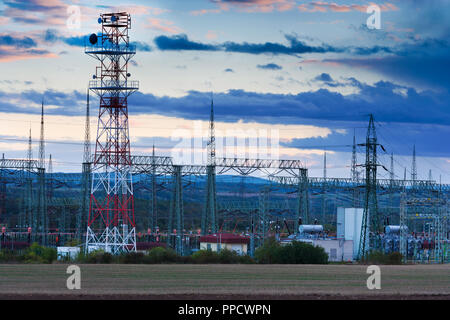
left=400, top=196, right=449, bottom=263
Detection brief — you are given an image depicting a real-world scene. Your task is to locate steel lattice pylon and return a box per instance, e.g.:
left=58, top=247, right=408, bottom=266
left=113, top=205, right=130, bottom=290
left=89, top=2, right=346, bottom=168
left=358, top=114, right=382, bottom=260
left=85, top=12, right=139, bottom=254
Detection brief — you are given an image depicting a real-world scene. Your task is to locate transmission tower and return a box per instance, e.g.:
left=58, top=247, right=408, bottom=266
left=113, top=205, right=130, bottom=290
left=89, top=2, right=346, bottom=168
left=26, top=127, right=34, bottom=237
left=202, top=98, right=217, bottom=234
left=411, top=144, right=417, bottom=182
left=151, top=144, right=157, bottom=231
left=321, top=152, right=327, bottom=224
left=79, top=89, right=91, bottom=242
left=47, top=154, right=53, bottom=199
left=358, top=114, right=383, bottom=260
left=388, top=153, right=395, bottom=223
left=390, top=153, right=394, bottom=182
left=37, top=100, right=47, bottom=245
left=0, top=154, right=5, bottom=224
left=39, top=100, right=45, bottom=170
left=85, top=12, right=139, bottom=253
left=351, top=129, right=358, bottom=181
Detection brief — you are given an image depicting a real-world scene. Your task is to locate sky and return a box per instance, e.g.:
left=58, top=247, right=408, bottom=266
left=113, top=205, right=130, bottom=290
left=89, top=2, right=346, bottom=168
left=0, top=0, right=449, bottom=182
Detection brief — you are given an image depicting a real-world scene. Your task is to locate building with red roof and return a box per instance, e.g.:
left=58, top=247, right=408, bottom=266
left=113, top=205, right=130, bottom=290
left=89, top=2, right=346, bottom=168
left=199, top=233, right=250, bottom=255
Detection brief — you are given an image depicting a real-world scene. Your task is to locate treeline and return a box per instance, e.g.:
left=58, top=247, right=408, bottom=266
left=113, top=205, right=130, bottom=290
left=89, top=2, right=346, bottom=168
left=0, top=240, right=405, bottom=264
left=0, top=239, right=330, bottom=264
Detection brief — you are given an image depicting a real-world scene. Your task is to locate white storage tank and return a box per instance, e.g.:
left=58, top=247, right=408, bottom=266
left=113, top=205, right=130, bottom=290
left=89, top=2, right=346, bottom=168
left=385, top=225, right=408, bottom=234
left=299, top=225, right=324, bottom=234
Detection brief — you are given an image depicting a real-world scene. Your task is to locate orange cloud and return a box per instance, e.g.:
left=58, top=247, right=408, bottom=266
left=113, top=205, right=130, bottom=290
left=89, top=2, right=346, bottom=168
left=145, top=18, right=183, bottom=34
left=299, top=2, right=398, bottom=13
left=200, top=0, right=295, bottom=14
left=0, top=45, right=57, bottom=63
left=190, top=9, right=221, bottom=16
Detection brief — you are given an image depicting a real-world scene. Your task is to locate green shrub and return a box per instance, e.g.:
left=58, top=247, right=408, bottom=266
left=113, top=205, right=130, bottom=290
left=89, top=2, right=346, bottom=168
left=77, top=250, right=114, bottom=264
left=237, top=254, right=255, bottom=264
left=145, top=247, right=178, bottom=264
left=24, top=242, right=57, bottom=264
left=191, top=250, right=220, bottom=264
left=364, top=251, right=403, bottom=265
left=387, top=252, right=403, bottom=265
left=176, top=255, right=194, bottom=264
left=0, top=249, right=24, bottom=263
left=254, top=237, right=281, bottom=264
left=275, top=241, right=328, bottom=264
left=255, top=239, right=328, bottom=264
left=218, top=249, right=240, bottom=264
left=119, top=252, right=145, bottom=264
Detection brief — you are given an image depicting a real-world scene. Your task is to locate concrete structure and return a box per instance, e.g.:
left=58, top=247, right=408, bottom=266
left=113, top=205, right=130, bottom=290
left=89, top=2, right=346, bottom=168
left=199, top=233, right=249, bottom=255
left=57, top=246, right=80, bottom=260
left=337, top=207, right=364, bottom=259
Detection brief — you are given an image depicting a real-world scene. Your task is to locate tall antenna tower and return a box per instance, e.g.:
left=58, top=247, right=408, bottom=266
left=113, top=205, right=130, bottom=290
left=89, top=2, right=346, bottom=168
left=202, top=97, right=217, bottom=234
left=85, top=12, right=139, bottom=253
left=351, top=129, right=357, bottom=181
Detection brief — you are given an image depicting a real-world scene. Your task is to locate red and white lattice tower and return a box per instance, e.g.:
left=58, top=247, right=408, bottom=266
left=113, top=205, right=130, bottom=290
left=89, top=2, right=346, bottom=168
left=85, top=12, right=138, bottom=253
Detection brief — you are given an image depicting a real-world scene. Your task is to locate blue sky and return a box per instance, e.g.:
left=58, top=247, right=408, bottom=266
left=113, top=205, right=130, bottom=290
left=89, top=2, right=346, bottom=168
left=0, top=0, right=449, bottom=182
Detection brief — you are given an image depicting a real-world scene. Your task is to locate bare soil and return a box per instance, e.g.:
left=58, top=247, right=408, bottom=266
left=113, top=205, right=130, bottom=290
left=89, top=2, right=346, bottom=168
left=0, top=264, right=448, bottom=300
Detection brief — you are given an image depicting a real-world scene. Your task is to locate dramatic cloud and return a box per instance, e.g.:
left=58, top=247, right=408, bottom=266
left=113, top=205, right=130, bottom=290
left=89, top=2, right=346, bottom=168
left=0, top=33, right=55, bottom=62
left=153, top=33, right=396, bottom=56
left=257, top=63, right=282, bottom=70
left=2, top=78, right=448, bottom=127
left=0, top=34, right=37, bottom=48
left=298, top=1, right=398, bottom=13
left=210, top=0, right=295, bottom=12
left=43, top=29, right=152, bottom=52
left=314, top=73, right=333, bottom=82
left=145, top=18, right=183, bottom=34
left=154, top=34, right=218, bottom=51
left=324, top=38, right=450, bottom=89
left=2, top=0, right=67, bottom=26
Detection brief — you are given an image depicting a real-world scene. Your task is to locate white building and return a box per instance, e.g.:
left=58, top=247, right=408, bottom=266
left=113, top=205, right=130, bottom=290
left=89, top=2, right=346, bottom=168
left=199, top=233, right=249, bottom=255
left=57, top=246, right=80, bottom=260
left=337, top=207, right=365, bottom=260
